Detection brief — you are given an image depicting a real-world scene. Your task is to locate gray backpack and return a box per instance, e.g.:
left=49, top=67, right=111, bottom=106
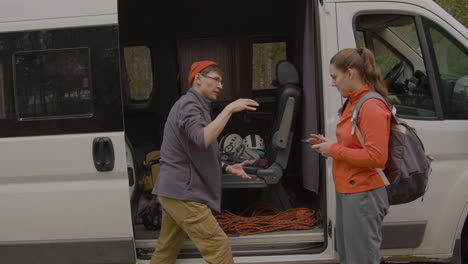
left=343, top=91, right=433, bottom=205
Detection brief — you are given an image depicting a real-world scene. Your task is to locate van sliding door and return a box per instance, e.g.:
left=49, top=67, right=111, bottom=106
left=0, top=0, right=134, bottom=263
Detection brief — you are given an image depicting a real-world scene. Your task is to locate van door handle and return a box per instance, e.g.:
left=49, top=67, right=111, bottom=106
left=93, top=137, right=115, bottom=171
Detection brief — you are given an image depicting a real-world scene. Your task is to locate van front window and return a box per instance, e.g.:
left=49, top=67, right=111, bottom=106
left=355, top=15, right=435, bottom=118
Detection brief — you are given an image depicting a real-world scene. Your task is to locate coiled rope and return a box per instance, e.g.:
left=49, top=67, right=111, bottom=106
left=215, top=202, right=316, bottom=235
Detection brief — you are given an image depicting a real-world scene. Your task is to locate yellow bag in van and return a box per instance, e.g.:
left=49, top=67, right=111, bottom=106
left=143, top=150, right=161, bottom=192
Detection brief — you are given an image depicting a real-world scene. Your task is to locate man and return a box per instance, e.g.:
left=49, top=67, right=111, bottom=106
left=151, top=60, right=259, bottom=264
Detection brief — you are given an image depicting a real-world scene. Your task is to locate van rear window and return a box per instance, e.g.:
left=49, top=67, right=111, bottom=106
left=122, top=45, right=153, bottom=102
left=252, top=42, right=286, bottom=90
left=14, top=48, right=92, bottom=120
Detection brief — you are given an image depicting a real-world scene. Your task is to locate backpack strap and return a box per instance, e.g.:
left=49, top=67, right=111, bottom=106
left=354, top=126, right=390, bottom=186
left=351, top=91, right=393, bottom=186
left=350, top=91, right=398, bottom=135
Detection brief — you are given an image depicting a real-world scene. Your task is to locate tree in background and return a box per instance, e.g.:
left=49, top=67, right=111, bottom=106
left=252, top=42, right=286, bottom=90
left=434, top=0, right=468, bottom=27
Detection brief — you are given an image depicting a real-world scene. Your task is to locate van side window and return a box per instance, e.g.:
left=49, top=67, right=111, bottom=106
left=356, top=15, right=436, bottom=118
left=0, top=56, right=17, bottom=120
left=0, top=26, right=122, bottom=138
left=14, top=48, right=92, bottom=120
left=252, top=42, right=286, bottom=90
left=426, top=20, right=468, bottom=119
left=122, top=46, right=153, bottom=102
left=0, top=60, right=6, bottom=119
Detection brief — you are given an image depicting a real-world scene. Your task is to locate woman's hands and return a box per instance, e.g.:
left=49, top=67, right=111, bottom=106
left=226, top=160, right=252, bottom=179
left=306, top=134, right=335, bottom=158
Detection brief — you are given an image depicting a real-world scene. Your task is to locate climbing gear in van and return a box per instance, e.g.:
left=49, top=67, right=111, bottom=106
left=137, top=196, right=162, bottom=231
left=252, top=149, right=266, bottom=158
left=221, top=143, right=260, bottom=164
left=135, top=150, right=163, bottom=230
left=233, top=144, right=261, bottom=163
left=220, top=144, right=269, bottom=174
left=215, top=201, right=316, bottom=235
left=143, top=150, right=161, bottom=192
left=242, top=134, right=265, bottom=151
left=220, top=133, right=243, bottom=153
left=343, top=91, right=432, bottom=205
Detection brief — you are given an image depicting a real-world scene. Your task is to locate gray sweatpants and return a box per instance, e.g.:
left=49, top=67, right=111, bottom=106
left=336, top=187, right=389, bottom=264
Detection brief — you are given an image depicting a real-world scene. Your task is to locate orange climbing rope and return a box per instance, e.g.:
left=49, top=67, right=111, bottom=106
left=215, top=202, right=316, bottom=235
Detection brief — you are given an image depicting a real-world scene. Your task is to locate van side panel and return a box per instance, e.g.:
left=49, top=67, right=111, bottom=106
left=0, top=133, right=131, bottom=240
left=0, top=0, right=117, bottom=32
left=0, top=133, right=135, bottom=263
left=0, top=1, right=134, bottom=263
left=0, top=0, right=116, bottom=23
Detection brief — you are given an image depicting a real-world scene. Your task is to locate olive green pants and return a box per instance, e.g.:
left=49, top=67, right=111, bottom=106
left=150, top=196, right=234, bottom=264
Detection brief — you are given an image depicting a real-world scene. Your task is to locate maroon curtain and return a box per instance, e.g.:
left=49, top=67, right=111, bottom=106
left=301, top=0, right=320, bottom=193
left=177, top=38, right=251, bottom=101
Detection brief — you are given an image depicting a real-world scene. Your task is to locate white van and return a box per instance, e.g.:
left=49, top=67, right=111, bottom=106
left=0, top=0, right=466, bottom=263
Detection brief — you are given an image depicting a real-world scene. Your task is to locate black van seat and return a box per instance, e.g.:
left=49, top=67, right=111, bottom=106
left=222, top=61, right=301, bottom=188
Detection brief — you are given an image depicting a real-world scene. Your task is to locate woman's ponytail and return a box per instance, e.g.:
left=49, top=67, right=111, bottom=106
left=360, top=48, right=389, bottom=102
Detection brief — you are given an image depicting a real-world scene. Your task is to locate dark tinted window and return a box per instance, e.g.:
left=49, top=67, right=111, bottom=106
left=0, top=60, right=6, bottom=119
left=426, top=20, right=468, bottom=119
left=14, top=48, right=92, bottom=120
left=0, top=25, right=122, bottom=138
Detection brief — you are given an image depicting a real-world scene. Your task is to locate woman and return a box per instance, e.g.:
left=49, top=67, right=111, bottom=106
left=307, top=47, right=391, bottom=263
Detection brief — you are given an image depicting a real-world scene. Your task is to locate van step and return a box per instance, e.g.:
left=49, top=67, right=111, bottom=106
left=222, top=174, right=267, bottom=188
left=136, top=228, right=324, bottom=260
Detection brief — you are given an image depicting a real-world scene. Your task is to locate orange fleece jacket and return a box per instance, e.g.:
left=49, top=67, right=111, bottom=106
left=330, top=85, right=391, bottom=193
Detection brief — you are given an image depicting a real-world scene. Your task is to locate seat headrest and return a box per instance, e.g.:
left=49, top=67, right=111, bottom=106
left=273, top=61, right=300, bottom=87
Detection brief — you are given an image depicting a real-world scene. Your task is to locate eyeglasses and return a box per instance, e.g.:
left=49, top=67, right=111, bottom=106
left=200, top=73, right=224, bottom=86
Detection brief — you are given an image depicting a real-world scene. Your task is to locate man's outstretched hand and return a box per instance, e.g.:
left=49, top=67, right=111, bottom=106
left=225, top=99, right=259, bottom=114
left=226, top=160, right=252, bottom=179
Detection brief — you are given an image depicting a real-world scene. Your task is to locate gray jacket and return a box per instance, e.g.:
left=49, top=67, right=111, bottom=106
left=153, top=88, right=222, bottom=212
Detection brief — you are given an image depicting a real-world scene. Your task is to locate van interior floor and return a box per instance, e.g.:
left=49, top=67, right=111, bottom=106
left=133, top=183, right=322, bottom=240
